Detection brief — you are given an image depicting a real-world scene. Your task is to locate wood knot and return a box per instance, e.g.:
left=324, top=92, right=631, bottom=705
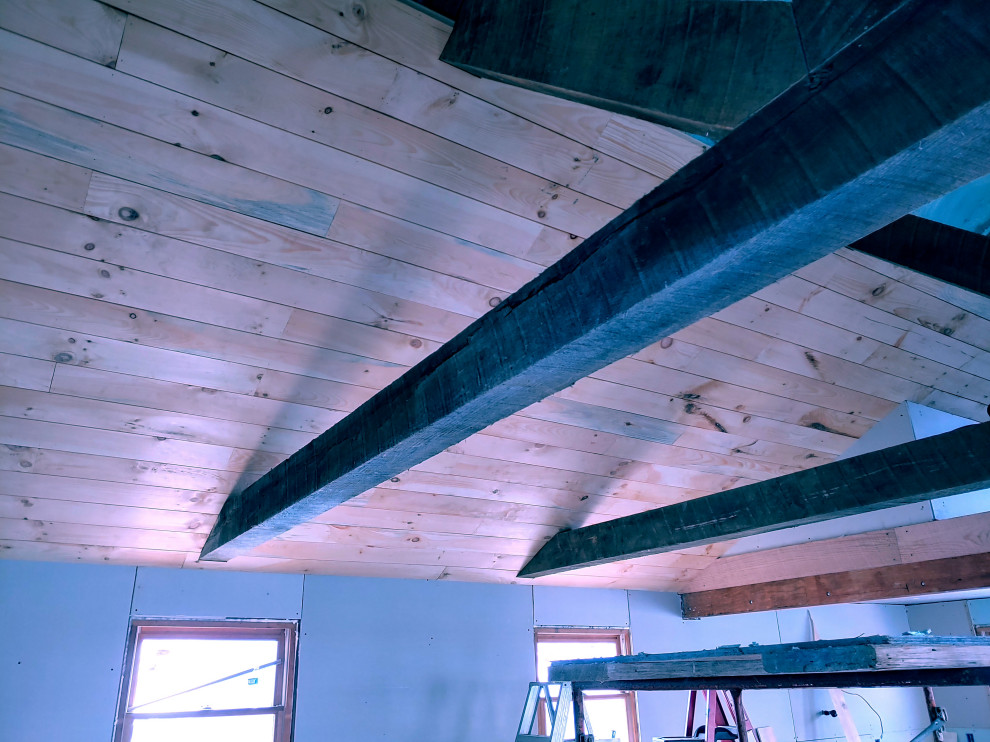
left=117, top=206, right=139, bottom=221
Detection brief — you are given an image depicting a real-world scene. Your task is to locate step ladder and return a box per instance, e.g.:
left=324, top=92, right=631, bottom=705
left=515, top=682, right=582, bottom=742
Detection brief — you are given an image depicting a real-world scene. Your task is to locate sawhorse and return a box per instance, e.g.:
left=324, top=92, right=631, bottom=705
left=685, top=689, right=760, bottom=742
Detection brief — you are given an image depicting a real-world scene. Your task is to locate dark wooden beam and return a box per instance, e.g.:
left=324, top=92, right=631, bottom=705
left=681, top=553, right=990, bottom=618
left=548, top=635, right=990, bottom=690
left=518, top=423, right=990, bottom=577
left=792, top=0, right=906, bottom=70
left=441, top=0, right=807, bottom=138
left=850, top=215, right=990, bottom=298
left=562, top=668, right=990, bottom=692
left=200, top=0, right=990, bottom=562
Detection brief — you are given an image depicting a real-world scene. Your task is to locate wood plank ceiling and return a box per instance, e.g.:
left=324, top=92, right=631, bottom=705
left=1, top=0, right=988, bottom=592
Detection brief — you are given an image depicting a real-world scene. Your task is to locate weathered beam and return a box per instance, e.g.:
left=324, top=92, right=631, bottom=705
left=681, top=554, right=990, bottom=618
left=850, top=215, right=990, bottom=298
left=561, top=668, right=990, bottom=692
left=549, top=635, right=990, bottom=687
left=200, top=0, right=990, bottom=562
left=518, top=423, right=990, bottom=578
left=441, top=0, right=807, bottom=138
left=791, top=0, right=906, bottom=70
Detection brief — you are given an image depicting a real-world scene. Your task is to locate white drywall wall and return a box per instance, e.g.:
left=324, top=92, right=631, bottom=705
left=0, top=561, right=136, bottom=742
left=0, top=560, right=950, bottom=742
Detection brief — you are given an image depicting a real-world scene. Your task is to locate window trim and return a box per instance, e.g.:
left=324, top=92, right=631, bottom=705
left=534, top=627, right=640, bottom=742
left=113, top=619, right=298, bottom=742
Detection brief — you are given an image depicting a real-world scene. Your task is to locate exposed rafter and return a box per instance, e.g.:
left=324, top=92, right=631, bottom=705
left=200, top=0, right=990, bottom=562
left=517, top=423, right=990, bottom=578
left=850, top=215, right=990, bottom=298
left=681, top=553, right=990, bottom=618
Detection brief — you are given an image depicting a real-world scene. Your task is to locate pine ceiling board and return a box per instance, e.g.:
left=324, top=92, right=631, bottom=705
left=0, top=143, right=91, bottom=211
left=0, top=415, right=245, bottom=472
left=674, top=318, right=940, bottom=407
left=632, top=339, right=899, bottom=421
left=591, top=357, right=874, bottom=436
left=0, top=319, right=265, bottom=395
left=50, top=365, right=345, bottom=438
left=99, top=0, right=626, bottom=203
left=0, top=90, right=339, bottom=236
left=522, top=396, right=837, bottom=468
left=347, top=487, right=599, bottom=528
left=0, top=470, right=224, bottom=513
left=2, top=31, right=556, bottom=259
left=116, top=19, right=620, bottom=241
left=413, top=452, right=717, bottom=508
left=0, top=241, right=293, bottom=342
left=0, top=539, right=188, bottom=568
left=190, top=554, right=449, bottom=580
left=259, top=0, right=694, bottom=204
left=447, top=434, right=756, bottom=493
left=85, top=176, right=538, bottom=305
left=554, top=378, right=856, bottom=456
left=0, top=446, right=245, bottom=495
left=757, top=275, right=982, bottom=371
left=258, top=537, right=525, bottom=570
left=0, top=276, right=407, bottom=392
left=839, top=246, right=990, bottom=322
left=311, top=504, right=564, bottom=542
left=481, top=416, right=803, bottom=480
left=0, top=353, right=53, bottom=393
left=258, top=0, right=610, bottom=148
left=0, top=0, right=126, bottom=67
left=0, top=495, right=213, bottom=534
left=376, top=471, right=657, bottom=518
left=715, top=299, right=990, bottom=407
left=799, top=252, right=990, bottom=355
left=0, top=385, right=316, bottom=458
left=592, top=114, right=708, bottom=182
left=79, top=180, right=485, bottom=340
left=0, top=517, right=205, bottom=552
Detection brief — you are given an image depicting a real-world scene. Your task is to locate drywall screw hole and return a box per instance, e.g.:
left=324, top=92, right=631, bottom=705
left=54, top=352, right=74, bottom=363
left=129, top=313, right=137, bottom=319
left=83, top=242, right=96, bottom=251
left=489, top=296, right=502, bottom=307
left=324, top=106, right=333, bottom=114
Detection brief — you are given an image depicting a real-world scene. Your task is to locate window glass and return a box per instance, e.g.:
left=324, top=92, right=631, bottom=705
left=130, top=714, right=276, bottom=742
left=115, top=622, right=296, bottom=742
left=534, top=630, right=637, bottom=742
left=131, top=638, right=279, bottom=713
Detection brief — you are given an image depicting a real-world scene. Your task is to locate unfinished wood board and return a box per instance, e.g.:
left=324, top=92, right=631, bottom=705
left=2, top=0, right=990, bottom=591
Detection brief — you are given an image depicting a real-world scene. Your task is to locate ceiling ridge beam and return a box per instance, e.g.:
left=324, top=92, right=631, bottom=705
left=201, top=0, right=990, bottom=562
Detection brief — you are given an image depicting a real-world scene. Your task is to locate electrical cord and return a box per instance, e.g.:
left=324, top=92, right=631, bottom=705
left=843, top=691, right=884, bottom=742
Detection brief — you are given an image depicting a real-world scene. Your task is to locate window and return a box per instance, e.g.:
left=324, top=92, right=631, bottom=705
left=535, top=628, right=639, bottom=742
left=113, top=620, right=298, bottom=742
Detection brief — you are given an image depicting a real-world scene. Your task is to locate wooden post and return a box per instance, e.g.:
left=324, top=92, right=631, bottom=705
left=573, top=685, right=590, bottom=742
left=731, top=689, right=748, bottom=742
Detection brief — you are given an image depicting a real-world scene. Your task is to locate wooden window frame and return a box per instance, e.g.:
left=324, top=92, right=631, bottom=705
left=113, top=619, right=298, bottom=742
left=534, top=627, right=640, bottom=742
